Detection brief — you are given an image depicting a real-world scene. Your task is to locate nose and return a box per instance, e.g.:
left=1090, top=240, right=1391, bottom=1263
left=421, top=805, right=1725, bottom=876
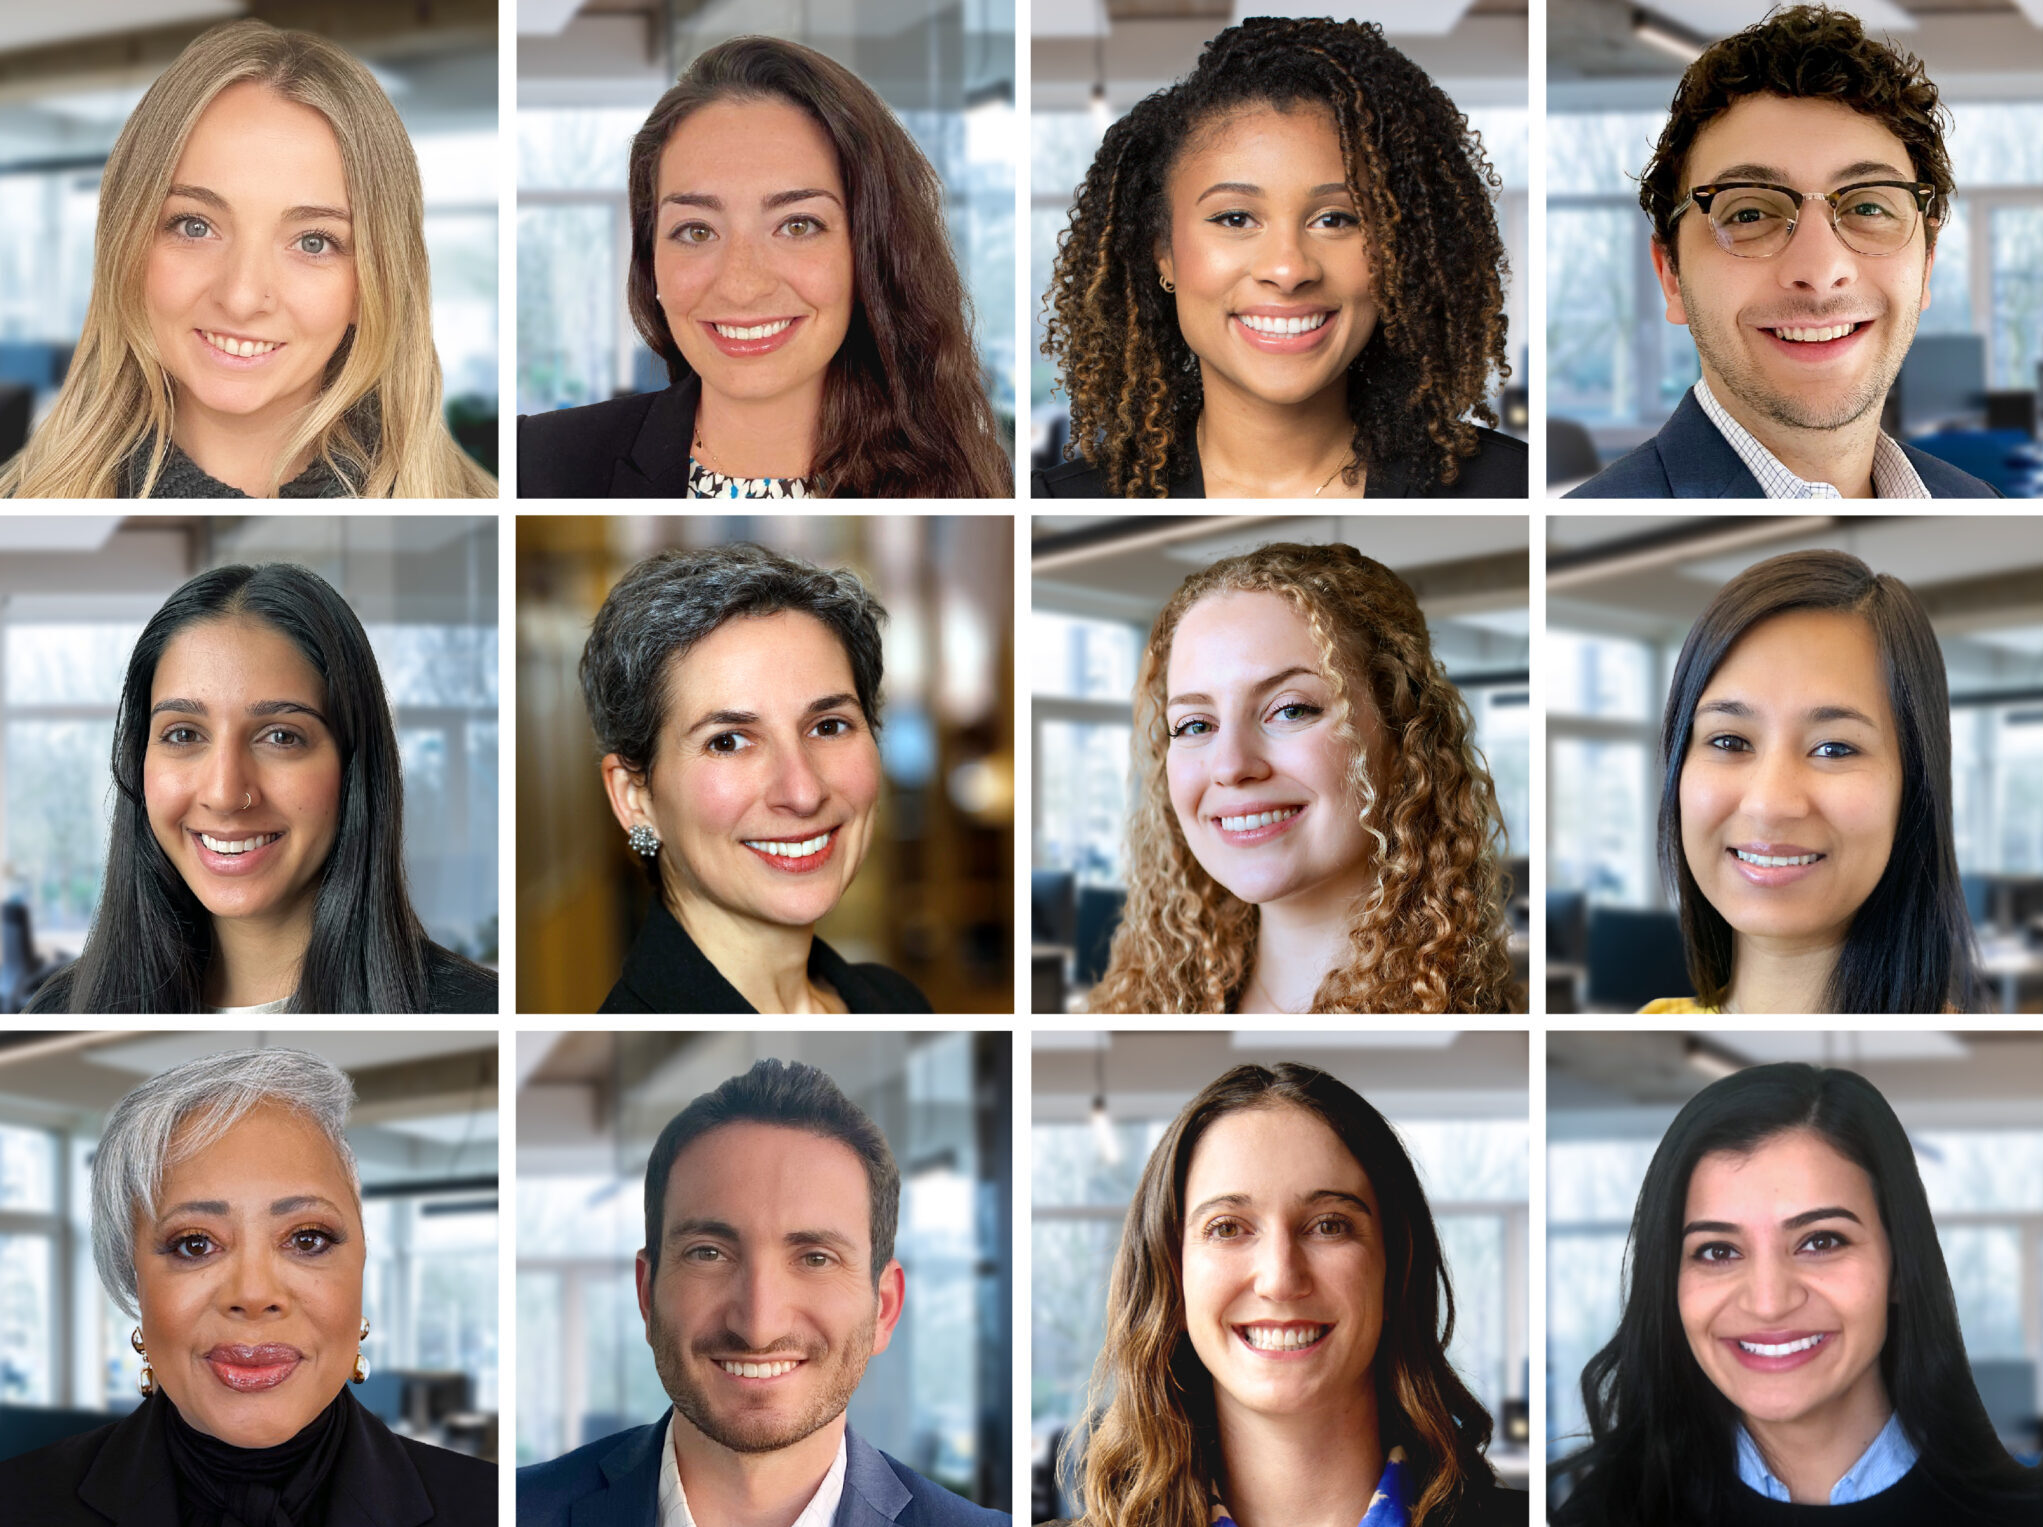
left=201, top=741, right=257, bottom=818
left=1252, top=219, right=1321, bottom=292
left=1251, top=1227, right=1313, bottom=1303
left=1209, top=722, right=1271, bottom=789
left=213, top=234, right=280, bottom=320
left=712, top=226, right=778, bottom=307
left=1738, top=744, right=1809, bottom=826
left=765, top=740, right=828, bottom=816
left=727, top=1258, right=794, bottom=1351
left=1741, top=1246, right=1807, bottom=1325
left=1774, top=201, right=1859, bottom=294
left=221, top=1244, right=287, bottom=1318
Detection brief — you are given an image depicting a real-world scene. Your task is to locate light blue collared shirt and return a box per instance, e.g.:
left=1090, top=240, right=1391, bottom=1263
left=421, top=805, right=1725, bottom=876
left=1736, top=1412, right=1920, bottom=1504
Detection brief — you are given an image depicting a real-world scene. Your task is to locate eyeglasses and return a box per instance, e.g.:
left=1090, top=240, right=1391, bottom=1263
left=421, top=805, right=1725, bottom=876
left=1669, top=181, right=1937, bottom=258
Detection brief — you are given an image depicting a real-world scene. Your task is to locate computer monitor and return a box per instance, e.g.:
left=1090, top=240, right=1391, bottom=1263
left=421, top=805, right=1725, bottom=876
left=1896, top=334, right=1986, bottom=435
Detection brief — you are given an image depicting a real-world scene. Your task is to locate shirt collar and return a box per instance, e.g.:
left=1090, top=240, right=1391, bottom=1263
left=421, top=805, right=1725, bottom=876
left=657, top=1412, right=849, bottom=1527
left=1210, top=1445, right=1410, bottom=1527
left=1692, top=377, right=1930, bottom=499
left=1735, top=1412, right=1920, bottom=1504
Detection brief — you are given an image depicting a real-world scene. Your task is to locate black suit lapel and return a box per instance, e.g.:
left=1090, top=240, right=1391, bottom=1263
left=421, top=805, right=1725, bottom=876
left=614, top=378, right=701, bottom=497
left=77, top=1399, right=180, bottom=1527
left=323, top=1394, right=434, bottom=1527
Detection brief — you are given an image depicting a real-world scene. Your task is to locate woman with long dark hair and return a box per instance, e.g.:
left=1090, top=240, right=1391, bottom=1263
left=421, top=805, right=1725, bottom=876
left=1059, top=1063, right=1521, bottom=1527
left=28, top=563, right=494, bottom=1013
left=1552, top=1063, right=2039, bottom=1525
left=1641, top=549, right=1979, bottom=1014
left=518, top=36, right=1010, bottom=499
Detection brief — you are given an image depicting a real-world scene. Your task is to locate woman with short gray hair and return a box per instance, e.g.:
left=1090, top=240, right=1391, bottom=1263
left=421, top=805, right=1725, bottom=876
left=578, top=542, right=931, bottom=1013
left=0, top=1046, right=492, bottom=1525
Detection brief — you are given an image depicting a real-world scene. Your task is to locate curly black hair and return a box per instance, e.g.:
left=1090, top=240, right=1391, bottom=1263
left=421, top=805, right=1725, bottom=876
left=1642, top=4, right=1953, bottom=267
left=1042, top=17, right=1510, bottom=498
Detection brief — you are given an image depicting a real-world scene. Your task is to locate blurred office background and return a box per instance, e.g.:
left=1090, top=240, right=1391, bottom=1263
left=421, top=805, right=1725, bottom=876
left=1545, top=514, right=2043, bottom=1013
left=0, top=2, right=499, bottom=475
left=1547, top=1029, right=2043, bottom=1505
left=0, top=516, right=499, bottom=1013
left=516, top=0, right=1016, bottom=444
left=1548, top=1, right=2043, bottom=495
left=0, top=1030, right=499, bottom=1462
left=1030, top=1029, right=1530, bottom=1521
left=1031, top=515, right=1529, bottom=1013
left=516, top=515, right=1012, bottom=1014
left=515, top=1030, right=1011, bottom=1507
left=1031, top=1, right=1530, bottom=474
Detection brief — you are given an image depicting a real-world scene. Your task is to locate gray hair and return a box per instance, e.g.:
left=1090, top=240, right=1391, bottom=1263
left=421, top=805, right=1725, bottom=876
left=92, top=1047, right=360, bottom=1316
left=578, top=542, right=887, bottom=781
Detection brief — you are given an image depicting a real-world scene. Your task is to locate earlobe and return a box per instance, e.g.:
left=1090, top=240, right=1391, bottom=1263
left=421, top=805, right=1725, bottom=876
left=600, top=754, right=652, bottom=836
left=1650, top=239, right=1688, bottom=325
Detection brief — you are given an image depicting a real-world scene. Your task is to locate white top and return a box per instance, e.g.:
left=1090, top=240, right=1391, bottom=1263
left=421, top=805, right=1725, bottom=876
left=206, top=998, right=291, bottom=1015
left=1694, top=377, right=1930, bottom=498
left=656, top=1412, right=849, bottom=1527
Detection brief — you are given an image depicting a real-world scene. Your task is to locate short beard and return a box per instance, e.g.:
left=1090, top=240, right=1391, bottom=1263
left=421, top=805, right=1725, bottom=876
left=649, top=1302, right=876, bottom=1455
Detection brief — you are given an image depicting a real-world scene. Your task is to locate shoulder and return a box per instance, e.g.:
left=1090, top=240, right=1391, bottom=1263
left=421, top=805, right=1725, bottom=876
left=1566, top=436, right=1674, bottom=497
left=517, top=1422, right=666, bottom=1526
left=1638, top=996, right=1706, bottom=1014
left=1900, top=441, right=2003, bottom=499
left=871, top=1446, right=1010, bottom=1527
left=0, top=1419, right=118, bottom=1523
left=1422, top=427, right=1528, bottom=498
left=424, top=942, right=499, bottom=1014
left=843, top=961, right=934, bottom=1014
left=516, top=392, right=662, bottom=497
left=1032, top=456, right=1113, bottom=498
left=389, top=1433, right=497, bottom=1526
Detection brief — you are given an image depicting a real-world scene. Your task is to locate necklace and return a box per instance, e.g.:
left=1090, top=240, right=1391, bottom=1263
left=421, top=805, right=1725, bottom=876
left=1312, top=454, right=1356, bottom=497
left=1198, top=414, right=1356, bottom=497
left=1239, top=970, right=1301, bottom=1015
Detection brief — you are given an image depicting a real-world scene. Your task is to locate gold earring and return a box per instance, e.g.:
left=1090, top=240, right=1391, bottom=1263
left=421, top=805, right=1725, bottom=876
left=1159, top=274, right=1175, bottom=294
left=132, top=1327, right=155, bottom=1396
left=353, top=1315, right=370, bottom=1384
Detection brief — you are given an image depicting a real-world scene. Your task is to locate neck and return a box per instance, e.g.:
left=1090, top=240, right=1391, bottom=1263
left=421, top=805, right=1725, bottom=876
left=1744, top=1388, right=1895, bottom=1506
left=1195, top=370, right=1363, bottom=499
left=1701, top=368, right=1882, bottom=499
left=205, top=901, right=316, bottom=1008
left=670, top=1408, right=843, bottom=1527
left=1726, top=930, right=1844, bottom=1015
left=1242, top=868, right=1374, bottom=1013
left=667, top=884, right=840, bottom=1015
left=1212, top=1384, right=1383, bottom=1527
left=695, top=381, right=824, bottom=481
left=171, top=395, right=316, bottom=498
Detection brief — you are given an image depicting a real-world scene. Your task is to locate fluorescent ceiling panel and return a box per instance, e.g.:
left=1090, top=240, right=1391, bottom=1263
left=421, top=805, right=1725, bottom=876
left=1704, top=1031, right=1969, bottom=1064
left=1232, top=0, right=1477, bottom=37
left=1646, top=0, right=1914, bottom=37
left=0, top=1, right=243, bottom=53
left=517, top=0, right=588, bottom=37
left=1231, top=1030, right=1460, bottom=1048
left=0, top=516, right=121, bottom=552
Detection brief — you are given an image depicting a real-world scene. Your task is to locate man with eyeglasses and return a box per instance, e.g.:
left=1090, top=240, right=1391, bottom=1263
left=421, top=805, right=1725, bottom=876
left=1568, top=5, right=1998, bottom=498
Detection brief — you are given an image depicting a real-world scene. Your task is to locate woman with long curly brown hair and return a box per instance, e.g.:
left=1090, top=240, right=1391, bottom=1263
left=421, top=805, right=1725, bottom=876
left=518, top=36, right=1010, bottom=499
left=1053, top=1063, right=1523, bottom=1527
left=1089, top=543, right=1515, bottom=1014
left=1034, top=18, right=1523, bottom=499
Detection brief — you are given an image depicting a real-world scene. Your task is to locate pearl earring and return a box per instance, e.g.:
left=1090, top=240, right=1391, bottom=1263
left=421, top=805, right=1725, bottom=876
left=628, top=823, right=661, bottom=858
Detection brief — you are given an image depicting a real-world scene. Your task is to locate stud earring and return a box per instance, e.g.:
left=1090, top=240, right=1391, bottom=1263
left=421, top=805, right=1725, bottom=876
left=628, top=823, right=661, bottom=858
left=132, top=1327, right=155, bottom=1397
left=1159, top=274, right=1175, bottom=294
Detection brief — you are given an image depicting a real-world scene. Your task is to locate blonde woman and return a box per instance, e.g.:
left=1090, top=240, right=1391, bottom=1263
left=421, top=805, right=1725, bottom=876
left=1089, top=543, right=1514, bottom=1014
left=0, top=20, right=493, bottom=499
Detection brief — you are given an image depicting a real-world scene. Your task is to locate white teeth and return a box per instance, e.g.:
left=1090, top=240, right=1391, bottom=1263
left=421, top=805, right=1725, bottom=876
left=1739, top=1334, right=1826, bottom=1356
left=718, top=1359, right=799, bottom=1378
left=1218, top=806, right=1301, bottom=832
left=1774, top=324, right=1857, bottom=343
left=199, top=832, right=279, bottom=855
left=714, top=319, right=793, bottom=340
left=1240, top=1324, right=1329, bottom=1351
left=203, top=331, right=280, bottom=357
left=1238, top=313, right=1328, bottom=336
left=743, top=831, right=831, bottom=857
left=1734, top=849, right=1820, bottom=867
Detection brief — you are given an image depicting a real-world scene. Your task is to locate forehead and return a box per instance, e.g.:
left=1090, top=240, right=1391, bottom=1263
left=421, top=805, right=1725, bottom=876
left=1183, top=1104, right=1374, bottom=1204
left=663, top=610, right=855, bottom=717
left=1172, top=101, right=1348, bottom=197
left=1685, top=94, right=1917, bottom=190
left=173, top=82, right=348, bottom=202
left=1168, top=589, right=1324, bottom=691
left=1683, top=1128, right=1879, bottom=1220
left=151, top=617, right=326, bottom=704
left=1701, top=609, right=1891, bottom=721
left=664, top=1121, right=872, bottom=1242
left=155, top=1100, right=358, bottom=1222
left=659, top=96, right=844, bottom=198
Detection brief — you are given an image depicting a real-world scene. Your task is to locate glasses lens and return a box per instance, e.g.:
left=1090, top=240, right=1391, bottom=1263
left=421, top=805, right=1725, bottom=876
left=1709, top=187, right=1799, bottom=255
left=1835, top=185, right=1918, bottom=253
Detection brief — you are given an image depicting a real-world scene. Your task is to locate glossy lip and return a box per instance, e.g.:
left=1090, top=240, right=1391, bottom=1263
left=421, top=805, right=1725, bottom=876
left=203, top=1343, right=304, bottom=1392
left=1233, top=1319, right=1334, bottom=1360
left=699, top=315, right=805, bottom=358
left=1231, top=307, right=1336, bottom=355
left=1210, top=803, right=1306, bottom=847
left=708, top=1352, right=808, bottom=1384
left=1720, top=1329, right=1834, bottom=1373
left=188, top=827, right=287, bottom=877
left=1725, top=841, right=1827, bottom=888
left=1754, top=317, right=1873, bottom=366
left=195, top=329, right=286, bottom=370
left=740, top=825, right=839, bottom=874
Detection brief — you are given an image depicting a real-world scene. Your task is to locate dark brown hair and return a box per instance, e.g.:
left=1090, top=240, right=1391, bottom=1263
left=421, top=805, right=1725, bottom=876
left=1640, top=4, right=1953, bottom=268
left=1042, top=17, right=1510, bottom=498
left=625, top=36, right=1011, bottom=497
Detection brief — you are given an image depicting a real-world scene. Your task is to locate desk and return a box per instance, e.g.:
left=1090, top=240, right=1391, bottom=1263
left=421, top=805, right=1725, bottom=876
left=1978, top=936, right=2043, bottom=1014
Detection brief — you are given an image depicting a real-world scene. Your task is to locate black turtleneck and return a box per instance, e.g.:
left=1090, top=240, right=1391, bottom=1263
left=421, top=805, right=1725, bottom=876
left=163, top=1389, right=352, bottom=1527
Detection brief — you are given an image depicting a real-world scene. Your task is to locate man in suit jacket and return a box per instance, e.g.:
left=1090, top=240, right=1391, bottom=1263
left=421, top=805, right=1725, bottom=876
left=517, top=1059, right=1008, bottom=1527
left=1569, top=7, right=1999, bottom=500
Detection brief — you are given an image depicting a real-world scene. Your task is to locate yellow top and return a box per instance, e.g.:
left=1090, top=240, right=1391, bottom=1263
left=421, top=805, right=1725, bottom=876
left=1637, top=996, right=1716, bottom=1014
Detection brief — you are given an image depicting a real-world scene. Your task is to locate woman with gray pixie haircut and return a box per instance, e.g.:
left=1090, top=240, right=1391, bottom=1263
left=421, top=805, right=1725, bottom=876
left=0, top=1045, right=493, bottom=1525
left=578, top=542, right=931, bottom=1013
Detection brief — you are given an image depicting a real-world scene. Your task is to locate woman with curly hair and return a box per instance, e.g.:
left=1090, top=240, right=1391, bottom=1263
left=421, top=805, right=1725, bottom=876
left=518, top=36, right=1010, bottom=499
left=1088, top=543, right=1515, bottom=1014
left=1034, top=18, right=1523, bottom=499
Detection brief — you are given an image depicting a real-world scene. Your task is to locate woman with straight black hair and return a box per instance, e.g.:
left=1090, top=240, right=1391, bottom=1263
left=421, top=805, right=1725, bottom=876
left=28, top=563, right=495, bottom=1013
left=1641, top=549, right=1980, bottom=1015
left=1552, top=1063, right=2039, bottom=1526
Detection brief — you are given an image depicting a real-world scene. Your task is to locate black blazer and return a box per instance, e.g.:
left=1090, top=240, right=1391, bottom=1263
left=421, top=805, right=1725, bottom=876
left=0, top=1389, right=494, bottom=1527
left=600, top=899, right=933, bottom=1014
left=517, top=377, right=699, bottom=499
left=26, top=941, right=496, bottom=1015
left=1032, top=424, right=1528, bottom=498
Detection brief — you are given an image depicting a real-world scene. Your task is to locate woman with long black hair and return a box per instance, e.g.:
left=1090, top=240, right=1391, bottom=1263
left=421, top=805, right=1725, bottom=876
left=1552, top=1062, right=2040, bottom=1525
left=28, top=563, right=494, bottom=1013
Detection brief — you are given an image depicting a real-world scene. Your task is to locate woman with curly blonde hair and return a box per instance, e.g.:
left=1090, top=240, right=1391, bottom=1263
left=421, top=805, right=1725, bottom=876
left=0, top=20, right=494, bottom=499
left=1089, top=542, right=1513, bottom=1013
left=1034, top=17, right=1524, bottom=499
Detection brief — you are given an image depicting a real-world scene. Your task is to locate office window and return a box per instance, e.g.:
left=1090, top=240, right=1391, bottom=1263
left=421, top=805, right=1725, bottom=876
left=1549, top=631, right=1654, bottom=720
left=1036, top=721, right=1131, bottom=885
left=1467, top=684, right=1530, bottom=855
left=1031, top=613, right=1139, bottom=699
left=362, top=1193, right=501, bottom=1412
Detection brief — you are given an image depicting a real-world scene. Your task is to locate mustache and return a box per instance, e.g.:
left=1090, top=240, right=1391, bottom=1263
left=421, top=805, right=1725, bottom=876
left=692, top=1331, right=820, bottom=1360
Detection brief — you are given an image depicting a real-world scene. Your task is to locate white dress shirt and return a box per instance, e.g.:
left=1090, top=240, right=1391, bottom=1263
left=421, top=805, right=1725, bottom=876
left=656, top=1413, right=849, bottom=1527
left=1694, top=377, right=1931, bottom=498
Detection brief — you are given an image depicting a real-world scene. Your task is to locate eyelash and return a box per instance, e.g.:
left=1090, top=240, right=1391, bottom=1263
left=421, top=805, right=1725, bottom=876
left=155, top=726, right=307, bottom=749
left=1690, top=1229, right=1851, bottom=1264
left=159, top=1224, right=344, bottom=1261
left=1200, top=1214, right=1352, bottom=1240
left=667, top=214, right=830, bottom=247
left=1168, top=701, right=1323, bottom=740
left=1206, top=210, right=1358, bottom=231
left=1702, top=734, right=1859, bottom=759
left=163, top=215, right=348, bottom=258
left=705, top=716, right=858, bottom=755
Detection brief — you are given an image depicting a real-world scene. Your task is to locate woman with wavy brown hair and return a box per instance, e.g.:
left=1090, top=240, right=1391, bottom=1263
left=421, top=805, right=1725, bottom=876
left=1055, top=1063, right=1523, bottom=1527
left=1034, top=17, right=1524, bottom=499
left=518, top=35, right=1010, bottom=499
left=1089, top=543, right=1514, bottom=1014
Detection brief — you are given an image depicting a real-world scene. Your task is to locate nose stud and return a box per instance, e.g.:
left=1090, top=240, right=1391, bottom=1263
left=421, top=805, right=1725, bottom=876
left=241, top=791, right=252, bottom=812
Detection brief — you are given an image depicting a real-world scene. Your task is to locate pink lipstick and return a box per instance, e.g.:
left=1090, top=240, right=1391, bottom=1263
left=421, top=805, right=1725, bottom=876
left=204, top=1344, right=303, bottom=1391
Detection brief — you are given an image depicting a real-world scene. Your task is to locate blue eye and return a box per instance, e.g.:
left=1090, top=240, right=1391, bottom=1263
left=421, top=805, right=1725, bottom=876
left=1169, top=718, right=1213, bottom=739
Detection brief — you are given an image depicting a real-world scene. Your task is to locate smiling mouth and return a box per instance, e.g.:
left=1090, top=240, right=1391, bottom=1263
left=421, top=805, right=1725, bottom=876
left=1769, top=322, right=1867, bottom=343
left=1737, top=1333, right=1829, bottom=1357
left=1731, top=847, right=1823, bottom=868
left=1236, top=312, right=1329, bottom=336
left=742, top=829, right=835, bottom=857
left=197, top=831, right=282, bottom=855
left=715, top=1356, right=804, bottom=1378
left=712, top=318, right=795, bottom=340
left=1217, top=806, right=1301, bottom=832
left=200, top=330, right=283, bottom=358
left=1236, top=1322, right=1332, bottom=1352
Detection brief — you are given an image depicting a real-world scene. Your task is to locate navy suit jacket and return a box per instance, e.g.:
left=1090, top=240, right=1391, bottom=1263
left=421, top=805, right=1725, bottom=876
left=516, top=1420, right=1008, bottom=1527
left=1566, top=388, right=2000, bottom=498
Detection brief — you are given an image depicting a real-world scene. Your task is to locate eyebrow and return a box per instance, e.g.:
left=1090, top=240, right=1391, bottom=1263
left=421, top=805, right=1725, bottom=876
left=1682, top=1206, right=1864, bottom=1236
left=664, top=1218, right=861, bottom=1254
left=1195, top=181, right=1352, bottom=204
left=1702, top=160, right=1909, bottom=186
left=156, top=1194, right=346, bottom=1222
left=165, top=185, right=352, bottom=223
left=1695, top=699, right=1880, bottom=728
left=683, top=694, right=857, bottom=737
left=1167, top=665, right=1319, bottom=710
left=1187, top=1188, right=1375, bottom=1220
left=149, top=698, right=329, bottom=724
left=661, top=188, right=844, bottom=213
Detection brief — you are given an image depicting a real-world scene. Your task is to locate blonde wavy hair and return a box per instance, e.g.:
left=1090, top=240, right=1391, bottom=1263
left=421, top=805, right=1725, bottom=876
left=1088, top=542, right=1513, bottom=1014
left=1062, top=1064, right=1499, bottom=1527
left=0, top=20, right=494, bottom=499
